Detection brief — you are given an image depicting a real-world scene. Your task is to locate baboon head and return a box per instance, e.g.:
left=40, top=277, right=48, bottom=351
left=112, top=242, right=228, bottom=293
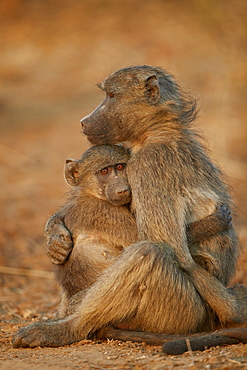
left=81, top=65, right=197, bottom=145
left=65, top=145, right=131, bottom=206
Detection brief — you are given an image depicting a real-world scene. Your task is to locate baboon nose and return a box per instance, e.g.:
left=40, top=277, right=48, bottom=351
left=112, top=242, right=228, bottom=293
left=80, top=119, right=84, bottom=127
left=117, top=189, right=129, bottom=195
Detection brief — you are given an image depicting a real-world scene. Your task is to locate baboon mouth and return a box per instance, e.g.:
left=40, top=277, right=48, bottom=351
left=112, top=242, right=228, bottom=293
left=81, top=129, right=105, bottom=139
left=110, top=197, right=131, bottom=206
left=83, top=133, right=110, bottom=145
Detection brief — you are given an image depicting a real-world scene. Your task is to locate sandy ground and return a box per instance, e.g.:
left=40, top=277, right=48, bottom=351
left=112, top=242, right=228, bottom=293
left=1, top=276, right=247, bottom=370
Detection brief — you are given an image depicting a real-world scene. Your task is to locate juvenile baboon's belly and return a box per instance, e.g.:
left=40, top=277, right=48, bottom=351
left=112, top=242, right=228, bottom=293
left=73, top=233, right=123, bottom=270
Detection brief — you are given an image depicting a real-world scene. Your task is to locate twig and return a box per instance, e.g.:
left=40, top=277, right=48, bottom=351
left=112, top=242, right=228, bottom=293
left=186, top=338, right=195, bottom=366
left=0, top=142, right=36, bottom=171
left=0, top=266, right=53, bottom=278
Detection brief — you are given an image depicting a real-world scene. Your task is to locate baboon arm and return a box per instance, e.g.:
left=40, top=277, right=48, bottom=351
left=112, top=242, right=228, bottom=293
left=128, top=146, right=197, bottom=265
left=187, top=205, right=232, bottom=245
left=128, top=148, right=237, bottom=323
left=97, top=327, right=247, bottom=354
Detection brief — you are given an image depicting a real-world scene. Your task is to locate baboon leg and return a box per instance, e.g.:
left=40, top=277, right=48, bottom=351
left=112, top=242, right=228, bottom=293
left=13, top=242, right=209, bottom=348
left=186, top=205, right=232, bottom=245
left=187, top=225, right=240, bottom=324
left=56, top=291, right=69, bottom=318
left=98, top=285, right=247, bottom=354
left=54, top=236, right=120, bottom=303
left=184, top=263, right=237, bottom=324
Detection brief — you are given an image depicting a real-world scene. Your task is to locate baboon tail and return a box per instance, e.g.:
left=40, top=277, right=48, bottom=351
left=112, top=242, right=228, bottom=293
left=162, top=327, right=247, bottom=355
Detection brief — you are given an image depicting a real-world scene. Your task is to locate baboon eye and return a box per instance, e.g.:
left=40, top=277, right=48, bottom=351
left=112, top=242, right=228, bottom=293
left=116, top=163, right=125, bottom=170
left=100, top=167, right=109, bottom=175
left=107, top=92, right=115, bottom=99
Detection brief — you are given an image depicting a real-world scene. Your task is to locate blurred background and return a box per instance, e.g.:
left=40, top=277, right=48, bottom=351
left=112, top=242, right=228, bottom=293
left=0, top=0, right=246, bottom=285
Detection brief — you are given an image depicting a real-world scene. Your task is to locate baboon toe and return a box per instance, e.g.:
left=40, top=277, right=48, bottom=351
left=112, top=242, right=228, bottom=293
left=12, top=323, right=50, bottom=348
left=12, top=321, right=75, bottom=348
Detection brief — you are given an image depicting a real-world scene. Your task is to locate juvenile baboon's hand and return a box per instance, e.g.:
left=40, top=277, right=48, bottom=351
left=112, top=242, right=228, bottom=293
left=45, top=214, right=73, bottom=264
left=218, top=205, right=232, bottom=229
left=46, top=232, right=73, bottom=265
left=12, top=320, right=79, bottom=348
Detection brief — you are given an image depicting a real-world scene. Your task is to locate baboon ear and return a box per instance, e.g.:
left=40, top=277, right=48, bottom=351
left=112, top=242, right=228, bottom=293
left=65, top=159, right=80, bottom=186
left=145, top=75, right=160, bottom=104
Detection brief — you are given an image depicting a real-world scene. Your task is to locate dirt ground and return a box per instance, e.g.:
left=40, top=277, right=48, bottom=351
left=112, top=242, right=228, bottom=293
left=0, top=1, right=247, bottom=369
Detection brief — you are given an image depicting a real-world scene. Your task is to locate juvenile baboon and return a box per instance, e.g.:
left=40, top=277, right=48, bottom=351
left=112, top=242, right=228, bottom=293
left=13, top=66, right=246, bottom=350
left=50, top=144, right=136, bottom=312
left=47, top=144, right=231, bottom=315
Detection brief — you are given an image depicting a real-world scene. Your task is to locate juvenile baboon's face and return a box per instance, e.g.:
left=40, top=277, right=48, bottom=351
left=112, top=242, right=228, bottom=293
left=95, top=162, right=131, bottom=206
left=65, top=145, right=131, bottom=206
left=80, top=66, right=175, bottom=145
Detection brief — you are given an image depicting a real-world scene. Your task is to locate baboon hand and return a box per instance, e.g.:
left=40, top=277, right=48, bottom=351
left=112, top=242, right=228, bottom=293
left=45, top=213, right=73, bottom=264
left=46, top=228, right=73, bottom=264
left=218, top=205, right=232, bottom=229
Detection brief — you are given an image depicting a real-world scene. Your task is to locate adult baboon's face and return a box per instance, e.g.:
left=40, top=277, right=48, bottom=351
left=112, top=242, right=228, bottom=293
left=80, top=66, right=169, bottom=145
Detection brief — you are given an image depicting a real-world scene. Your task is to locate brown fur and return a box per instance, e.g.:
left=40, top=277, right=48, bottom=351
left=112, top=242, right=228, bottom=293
left=46, top=144, right=230, bottom=316
left=12, top=66, right=244, bottom=350
left=81, top=65, right=239, bottom=322
left=97, top=283, right=247, bottom=353
left=162, top=284, right=247, bottom=354
left=49, top=144, right=137, bottom=313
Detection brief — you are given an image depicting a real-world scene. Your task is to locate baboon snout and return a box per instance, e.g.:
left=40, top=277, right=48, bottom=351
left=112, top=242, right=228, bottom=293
left=107, top=185, right=131, bottom=206
left=80, top=112, right=94, bottom=130
left=117, top=188, right=130, bottom=195
left=80, top=116, right=88, bottom=128
left=114, top=187, right=131, bottom=205
left=80, top=101, right=106, bottom=128
left=80, top=113, right=108, bottom=145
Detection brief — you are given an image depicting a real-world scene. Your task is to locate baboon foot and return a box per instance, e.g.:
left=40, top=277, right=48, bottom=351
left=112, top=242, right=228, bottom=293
left=12, top=319, right=81, bottom=348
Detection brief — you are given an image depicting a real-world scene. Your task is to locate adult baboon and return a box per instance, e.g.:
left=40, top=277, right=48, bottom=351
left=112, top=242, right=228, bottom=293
left=13, top=66, right=246, bottom=350
left=80, top=66, right=239, bottom=320
left=46, top=144, right=231, bottom=316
